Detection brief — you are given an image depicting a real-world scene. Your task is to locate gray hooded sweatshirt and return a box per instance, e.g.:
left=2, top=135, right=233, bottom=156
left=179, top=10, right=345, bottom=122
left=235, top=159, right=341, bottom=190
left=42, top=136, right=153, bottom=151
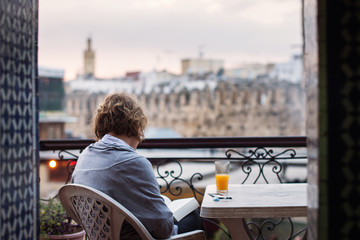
left=71, top=134, right=175, bottom=239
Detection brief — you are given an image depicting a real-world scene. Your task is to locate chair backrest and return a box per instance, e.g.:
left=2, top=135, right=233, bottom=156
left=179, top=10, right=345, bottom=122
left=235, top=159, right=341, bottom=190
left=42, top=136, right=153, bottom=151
left=59, top=183, right=155, bottom=240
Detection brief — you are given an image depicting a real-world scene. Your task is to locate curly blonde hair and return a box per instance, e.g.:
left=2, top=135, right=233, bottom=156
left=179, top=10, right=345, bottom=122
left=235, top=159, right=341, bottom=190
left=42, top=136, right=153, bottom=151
left=94, top=93, right=147, bottom=141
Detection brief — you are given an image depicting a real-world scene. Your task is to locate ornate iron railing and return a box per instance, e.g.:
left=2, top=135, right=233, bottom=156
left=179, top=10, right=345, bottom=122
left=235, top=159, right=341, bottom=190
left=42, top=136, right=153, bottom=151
left=39, top=136, right=308, bottom=240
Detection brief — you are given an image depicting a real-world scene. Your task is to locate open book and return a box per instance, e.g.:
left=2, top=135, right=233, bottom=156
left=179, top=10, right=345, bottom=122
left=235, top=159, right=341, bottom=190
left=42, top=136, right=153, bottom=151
left=162, top=195, right=200, bottom=222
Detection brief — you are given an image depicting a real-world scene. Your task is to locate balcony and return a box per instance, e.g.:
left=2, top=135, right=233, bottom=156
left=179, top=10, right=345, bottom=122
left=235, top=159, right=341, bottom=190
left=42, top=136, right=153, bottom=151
left=39, top=136, right=307, bottom=240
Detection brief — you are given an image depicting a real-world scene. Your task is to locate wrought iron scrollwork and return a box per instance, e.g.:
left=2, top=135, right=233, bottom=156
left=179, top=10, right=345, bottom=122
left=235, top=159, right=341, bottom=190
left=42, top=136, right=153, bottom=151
left=155, top=159, right=204, bottom=200
left=247, top=217, right=307, bottom=240
left=58, top=149, right=79, bottom=184
left=225, top=147, right=298, bottom=184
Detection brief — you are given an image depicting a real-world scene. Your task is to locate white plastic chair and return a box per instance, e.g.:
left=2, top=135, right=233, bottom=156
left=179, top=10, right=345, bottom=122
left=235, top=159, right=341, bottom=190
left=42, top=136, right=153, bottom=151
left=59, top=184, right=206, bottom=240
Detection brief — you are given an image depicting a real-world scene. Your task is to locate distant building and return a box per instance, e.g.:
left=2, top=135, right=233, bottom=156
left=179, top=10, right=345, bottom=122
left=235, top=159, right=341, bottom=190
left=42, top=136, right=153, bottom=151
left=268, top=54, right=303, bottom=83
left=125, top=71, right=141, bottom=81
left=38, top=66, right=65, bottom=111
left=181, top=58, right=224, bottom=76
left=84, top=37, right=95, bottom=78
left=39, top=111, right=76, bottom=139
left=225, top=63, right=274, bottom=81
left=38, top=66, right=75, bottom=139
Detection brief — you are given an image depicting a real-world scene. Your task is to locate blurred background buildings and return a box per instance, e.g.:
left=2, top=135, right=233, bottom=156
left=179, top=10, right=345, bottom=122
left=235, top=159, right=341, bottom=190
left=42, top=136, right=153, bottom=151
left=39, top=37, right=305, bottom=140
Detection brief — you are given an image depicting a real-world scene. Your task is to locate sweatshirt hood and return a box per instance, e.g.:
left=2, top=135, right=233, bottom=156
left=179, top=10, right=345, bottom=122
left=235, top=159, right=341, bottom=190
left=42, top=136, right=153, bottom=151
left=92, top=134, right=136, bottom=153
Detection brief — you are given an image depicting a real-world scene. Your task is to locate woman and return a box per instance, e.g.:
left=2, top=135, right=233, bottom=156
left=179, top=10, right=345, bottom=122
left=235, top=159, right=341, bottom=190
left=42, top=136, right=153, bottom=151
left=71, top=92, right=202, bottom=239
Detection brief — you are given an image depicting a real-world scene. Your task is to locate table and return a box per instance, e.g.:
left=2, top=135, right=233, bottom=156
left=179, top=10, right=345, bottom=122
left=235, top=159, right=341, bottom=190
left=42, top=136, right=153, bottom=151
left=200, top=184, right=307, bottom=240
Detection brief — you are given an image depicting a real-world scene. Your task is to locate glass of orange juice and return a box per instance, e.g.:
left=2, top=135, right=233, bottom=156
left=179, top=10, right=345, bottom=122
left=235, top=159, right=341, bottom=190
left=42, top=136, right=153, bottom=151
left=215, top=160, right=230, bottom=193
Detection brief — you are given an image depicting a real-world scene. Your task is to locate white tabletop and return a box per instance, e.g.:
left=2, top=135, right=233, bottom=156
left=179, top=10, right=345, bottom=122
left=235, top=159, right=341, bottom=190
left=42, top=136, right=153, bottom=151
left=200, top=183, right=307, bottom=219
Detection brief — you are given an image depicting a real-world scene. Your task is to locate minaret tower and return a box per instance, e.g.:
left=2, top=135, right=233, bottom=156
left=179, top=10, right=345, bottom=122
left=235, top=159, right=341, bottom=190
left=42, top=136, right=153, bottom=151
left=84, top=37, right=95, bottom=78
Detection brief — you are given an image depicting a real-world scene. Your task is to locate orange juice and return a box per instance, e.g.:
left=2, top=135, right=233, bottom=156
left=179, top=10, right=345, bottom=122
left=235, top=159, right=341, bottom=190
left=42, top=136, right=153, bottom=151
left=216, top=174, right=229, bottom=192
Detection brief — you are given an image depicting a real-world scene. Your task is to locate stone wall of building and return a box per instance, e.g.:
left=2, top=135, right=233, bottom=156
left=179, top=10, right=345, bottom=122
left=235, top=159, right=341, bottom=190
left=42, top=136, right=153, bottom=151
left=65, top=91, right=102, bottom=139
left=140, top=81, right=305, bottom=137
left=65, top=81, right=306, bottom=139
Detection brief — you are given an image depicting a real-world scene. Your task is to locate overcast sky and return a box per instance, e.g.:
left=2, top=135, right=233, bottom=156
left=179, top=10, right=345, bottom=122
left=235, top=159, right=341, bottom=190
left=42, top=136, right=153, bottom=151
left=39, top=0, right=302, bottom=80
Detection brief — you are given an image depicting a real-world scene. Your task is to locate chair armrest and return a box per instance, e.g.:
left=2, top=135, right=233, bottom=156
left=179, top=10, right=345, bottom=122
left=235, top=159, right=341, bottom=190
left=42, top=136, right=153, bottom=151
left=169, top=230, right=206, bottom=240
